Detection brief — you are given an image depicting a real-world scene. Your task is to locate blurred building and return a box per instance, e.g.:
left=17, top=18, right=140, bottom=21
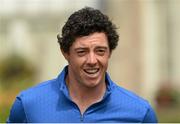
left=0, top=0, right=180, bottom=105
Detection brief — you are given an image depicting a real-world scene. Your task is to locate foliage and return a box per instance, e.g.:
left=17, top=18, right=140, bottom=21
left=0, top=54, right=37, bottom=122
left=0, top=54, right=36, bottom=88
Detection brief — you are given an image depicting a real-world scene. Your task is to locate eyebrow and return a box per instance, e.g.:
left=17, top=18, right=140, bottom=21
left=74, top=47, right=88, bottom=51
left=74, top=46, right=108, bottom=50
left=95, top=46, right=108, bottom=49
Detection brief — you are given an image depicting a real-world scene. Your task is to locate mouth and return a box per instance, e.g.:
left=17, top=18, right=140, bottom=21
left=83, top=68, right=100, bottom=75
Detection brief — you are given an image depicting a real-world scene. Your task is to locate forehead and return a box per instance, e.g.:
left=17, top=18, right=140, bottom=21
left=72, top=32, right=108, bottom=48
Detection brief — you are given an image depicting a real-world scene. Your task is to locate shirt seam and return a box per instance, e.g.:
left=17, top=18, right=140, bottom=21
left=142, top=107, right=150, bottom=122
left=19, top=95, right=29, bottom=122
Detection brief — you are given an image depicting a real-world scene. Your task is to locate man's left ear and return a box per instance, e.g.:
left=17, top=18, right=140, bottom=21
left=61, top=49, right=69, bottom=61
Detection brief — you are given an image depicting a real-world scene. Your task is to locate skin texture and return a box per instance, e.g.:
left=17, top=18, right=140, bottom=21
left=62, top=32, right=111, bottom=114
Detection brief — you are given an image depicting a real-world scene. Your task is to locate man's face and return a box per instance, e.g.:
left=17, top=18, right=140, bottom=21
left=63, top=32, right=111, bottom=88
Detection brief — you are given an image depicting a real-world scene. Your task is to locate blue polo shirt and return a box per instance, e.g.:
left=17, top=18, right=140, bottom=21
left=7, top=66, right=157, bottom=123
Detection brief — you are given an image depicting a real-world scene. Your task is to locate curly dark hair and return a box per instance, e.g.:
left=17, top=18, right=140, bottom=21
left=57, top=7, right=119, bottom=53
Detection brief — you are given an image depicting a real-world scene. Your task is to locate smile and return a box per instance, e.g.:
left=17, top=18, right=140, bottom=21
left=83, top=68, right=99, bottom=74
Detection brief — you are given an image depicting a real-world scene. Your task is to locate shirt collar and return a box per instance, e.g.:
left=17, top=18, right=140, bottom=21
left=57, top=65, right=114, bottom=100
left=58, top=66, right=70, bottom=99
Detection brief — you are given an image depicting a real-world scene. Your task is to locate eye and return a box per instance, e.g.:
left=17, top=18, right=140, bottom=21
left=76, top=50, right=87, bottom=56
left=96, top=49, right=106, bottom=56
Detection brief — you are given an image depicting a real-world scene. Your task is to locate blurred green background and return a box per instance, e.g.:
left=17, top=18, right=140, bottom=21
left=0, top=0, right=180, bottom=122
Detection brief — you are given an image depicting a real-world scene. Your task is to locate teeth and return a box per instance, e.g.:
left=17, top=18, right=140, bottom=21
left=84, top=68, right=99, bottom=74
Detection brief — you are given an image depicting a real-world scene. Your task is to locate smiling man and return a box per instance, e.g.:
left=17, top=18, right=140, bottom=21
left=63, top=32, right=110, bottom=114
left=7, top=7, right=157, bottom=123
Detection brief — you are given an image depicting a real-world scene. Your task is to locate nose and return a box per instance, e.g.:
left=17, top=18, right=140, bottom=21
left=86, top=52, right=97, bottom=65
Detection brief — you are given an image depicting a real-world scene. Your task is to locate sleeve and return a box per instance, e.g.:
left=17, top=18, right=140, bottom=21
left=6, top=95, right=27, bottom=123
left=143, top=104, right=158, bottom=123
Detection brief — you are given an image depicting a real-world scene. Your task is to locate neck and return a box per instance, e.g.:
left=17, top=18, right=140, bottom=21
left=66, top=75, right=106, bottom=114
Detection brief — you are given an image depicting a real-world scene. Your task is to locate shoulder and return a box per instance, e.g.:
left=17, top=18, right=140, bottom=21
left=19, top=78, right=59, bottom=101
left=112, top=83, right=150, bottom=108
left=109, top=83, right=157, bottom=122
left=107, top=82, right=158, bottom=122
left=8, top=78, right=62, bottom=122
left=17, top=78, right=61, bottom=112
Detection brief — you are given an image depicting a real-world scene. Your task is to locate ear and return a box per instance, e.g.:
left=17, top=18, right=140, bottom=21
left=61, top=48, right=69, bottom=61
left=108, top=50, right=112, bottom=58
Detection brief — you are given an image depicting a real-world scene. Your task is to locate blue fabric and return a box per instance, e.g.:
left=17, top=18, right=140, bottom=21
left=7, top=66, right=157, bottom=123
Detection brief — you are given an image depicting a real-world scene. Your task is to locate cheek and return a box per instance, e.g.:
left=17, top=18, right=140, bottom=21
left=68, top=56, right=86, bottom=67
left=98, top=56, right=109, bottom=66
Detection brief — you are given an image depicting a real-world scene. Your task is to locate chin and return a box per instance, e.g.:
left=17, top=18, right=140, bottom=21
left=83, top=78, right=102, bottom=88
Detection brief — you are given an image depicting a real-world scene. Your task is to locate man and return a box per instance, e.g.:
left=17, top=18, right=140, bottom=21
left=7, top=7, right=157, bottom=123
